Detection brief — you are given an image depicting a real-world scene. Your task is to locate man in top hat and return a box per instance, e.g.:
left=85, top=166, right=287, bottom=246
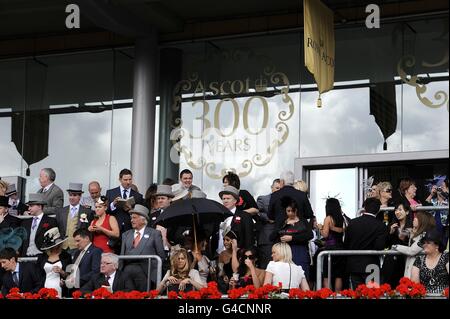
left=0, top=195, right=21, bottom=230
left=219, top=186, right=255, bottom=252
left=5, top=184, right=28, bottom=216
left=0, top=247, right=43, bottom=295
left=120, top=204, right=165, bottom=291
left=37, top=168, right=64, bottom=215
left=55, top=183, right=93, bottom=252
left=20, top=193, right=57, bottom=257
left=149, top=185, right=175, bottom=227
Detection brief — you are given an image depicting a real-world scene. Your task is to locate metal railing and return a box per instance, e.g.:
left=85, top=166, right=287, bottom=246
left=316, top=249, right=412, bottom=290
left=357, top=205, right=449, bottom=215
left=18, top=254, right=163, bottom=292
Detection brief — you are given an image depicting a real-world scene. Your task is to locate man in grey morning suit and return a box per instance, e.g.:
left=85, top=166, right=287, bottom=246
left=37, top=168, right=64, bottom=215
left=120, top=204, right=165, bottom=291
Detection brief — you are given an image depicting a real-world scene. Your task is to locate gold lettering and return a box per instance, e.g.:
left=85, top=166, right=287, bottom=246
left=214, top=98, right=239, bottom=137
left=194, top=81, right=205, bottom=95
left=209, top=81, right=220, bottom=96
left=243, top=96, right=269, bottom=135
left=220, top=80, right=231, bottom=95
left=231, top=80, right=244, bottom=94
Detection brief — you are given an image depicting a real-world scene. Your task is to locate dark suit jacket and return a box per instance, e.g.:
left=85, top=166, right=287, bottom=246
left=106, top=187, right=144, bottom=235
left=20, top=215, right=58, bottom=256
left=268, top=186, right=314, bottom=228
left=120, top=226, right=166, bottom=278
left=1, top=262, right=43, bottom=295
left=80, top=270, right=134, bottom=293
left=344, top=214, right=388, bottom=274
left=0, top=214, right=21, bottom=230
left=72, top=243, right=103, bottom=287
left=38, top=184, right=64, bottom=215
left=230, top=209, right=255, bottom=250
left=55, top=205, right=93, bottom=238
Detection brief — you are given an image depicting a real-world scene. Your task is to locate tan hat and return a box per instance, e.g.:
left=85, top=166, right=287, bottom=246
left=171, top=183, right=189, bottom=201
left=155, top=185, right=174, bottom=198
left=129, top=204, right=149, bottom=221
left=40, top=227, right=68, bottom=251
left=219, top=186, right=240, bottom=201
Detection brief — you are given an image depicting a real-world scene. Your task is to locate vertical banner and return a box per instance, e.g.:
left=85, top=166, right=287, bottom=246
left=304, top=0, right=335, bottom=107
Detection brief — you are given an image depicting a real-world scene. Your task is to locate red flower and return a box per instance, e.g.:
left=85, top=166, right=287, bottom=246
left=443, top=287, right=448, bottom=298
left=42, top=223, right=50, bottom=229
left=72, top=290, right=82, bottom=299
left=167, top=291, right=179, bottom=299
left=38, top=288, right=59, bottom=299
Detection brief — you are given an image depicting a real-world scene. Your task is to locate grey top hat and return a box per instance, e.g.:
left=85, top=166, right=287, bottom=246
left=26, top=193, right=47, bottom=205
left=67, top=182, right=84, bottom=193
left=191, top=190, right=207, bottom=199
left=5, top=183, right=17, bottom=196
left=171, top=183, right=189, bottom=201
left=129, top=204, right=149, bottom=221
left=219, top=186, right=240, bottom=201
left=155, top=185, right=174, bottom=198
left=40, top=227, right=68, bottom=251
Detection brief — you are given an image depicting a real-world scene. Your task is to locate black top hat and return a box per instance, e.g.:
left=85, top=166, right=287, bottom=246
left=0, top=196, right=10, bottom=208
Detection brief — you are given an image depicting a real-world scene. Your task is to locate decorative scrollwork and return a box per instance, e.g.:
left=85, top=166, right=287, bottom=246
left=397, top=55, right=449, bottom=110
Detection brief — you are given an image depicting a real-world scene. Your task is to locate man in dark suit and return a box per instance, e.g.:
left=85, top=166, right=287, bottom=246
left=0, top=196, right=21, bottom=230
left=0, top=247, right=43, bottom=295
left=219, top=186, right=255, bottom=251
left=37, top=168, right=64, bottom=215
left=268, top=171, right=314, bottom=228
left=20, top=193, right=57, bottom=256
left=81, top=252, right=134, bottom=293
left=121, top=204, right=165, bottom=291
left=65, top=228, right=102, bottom=289
left=56, top=183, right=93, bottom=252
left=344, top=198, right=388, bottom=289
left=106, top=169, right=144, bottom=241
left=256, top=178, right=281, bottom=268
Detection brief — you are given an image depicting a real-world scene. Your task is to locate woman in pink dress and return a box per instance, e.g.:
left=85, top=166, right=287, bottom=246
left=88, top=196, right=120, bottom=253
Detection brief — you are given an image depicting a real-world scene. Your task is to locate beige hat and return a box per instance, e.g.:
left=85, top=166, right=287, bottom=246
left=155, top=185, right=174, bottom=198
left=129, top=204, right=149, bottom=221
left=219, top=186, right=240, bottom=201
left=171, top=183, right=189, bottom=201
left=26, top=193, right=47, bottom=205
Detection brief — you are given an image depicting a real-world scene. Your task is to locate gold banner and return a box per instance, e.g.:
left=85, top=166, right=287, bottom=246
left=304, top=0, right=335, bottom=106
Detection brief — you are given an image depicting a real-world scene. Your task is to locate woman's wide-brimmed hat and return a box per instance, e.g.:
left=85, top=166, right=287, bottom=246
left=40, top=227, right=68, bottom=251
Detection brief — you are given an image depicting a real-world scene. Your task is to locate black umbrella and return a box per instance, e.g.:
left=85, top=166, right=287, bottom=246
left=155, top=198, right=232, bottom=247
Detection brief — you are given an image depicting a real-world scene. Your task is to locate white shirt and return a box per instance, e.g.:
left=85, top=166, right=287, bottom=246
left=266, top=261, right=305, bottom=289
left=42, top=183, right=54, bottom=193
left=107, top=271, right=116, bottom=288
left=110, top=186, right=131, bottom=211
left=216, top=207, right=237, bottom=254
left=26, top=213, right=44, bottom=256
left=134, top=226, right=145, bottom=239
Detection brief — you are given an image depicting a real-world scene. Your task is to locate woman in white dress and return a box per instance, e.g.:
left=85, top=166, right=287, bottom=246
left=38, top=227, right=70, bottom=298
left=263, top=242, right=309, bottom=291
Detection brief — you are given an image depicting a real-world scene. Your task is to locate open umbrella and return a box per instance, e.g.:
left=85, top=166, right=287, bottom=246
left=155, top=198, right=232, bottom=248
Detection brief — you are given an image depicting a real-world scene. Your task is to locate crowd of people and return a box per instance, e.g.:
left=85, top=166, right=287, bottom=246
left=0, top=169, right=448, bottom=297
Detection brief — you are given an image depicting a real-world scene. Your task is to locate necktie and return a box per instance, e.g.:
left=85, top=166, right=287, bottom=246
left=133, top=231, right=141, bottom=248
left=13, top=272, right=19, bottom=286
left=71, top=207, right=77, bottom=219
left=31, top=217, right=38, bottom=230
left=122, top=189, right=128, bottom=199
left=105, top=275, right=111, bottom=286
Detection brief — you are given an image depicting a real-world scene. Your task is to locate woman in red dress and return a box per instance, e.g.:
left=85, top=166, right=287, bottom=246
left=88, top=196, right=120, bottom=253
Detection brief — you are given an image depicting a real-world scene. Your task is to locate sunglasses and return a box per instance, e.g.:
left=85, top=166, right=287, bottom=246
left=243, top=255, right=255, bottom=260
left=384, top=189, right=392, bottom=193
